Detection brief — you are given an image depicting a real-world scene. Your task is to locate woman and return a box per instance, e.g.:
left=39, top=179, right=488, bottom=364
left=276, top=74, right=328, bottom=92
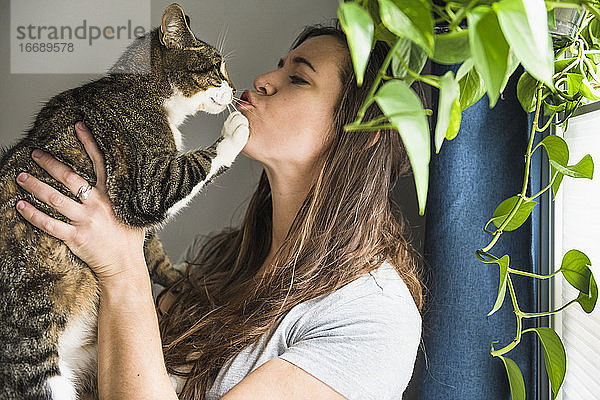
left=15, top=24, right=424, bottom=399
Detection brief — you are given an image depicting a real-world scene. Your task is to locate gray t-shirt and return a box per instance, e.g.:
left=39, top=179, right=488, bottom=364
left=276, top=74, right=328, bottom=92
left=167, top=235, right=422, bottom=399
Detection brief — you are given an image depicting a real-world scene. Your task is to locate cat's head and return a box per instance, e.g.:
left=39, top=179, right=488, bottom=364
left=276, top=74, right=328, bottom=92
left=157, top=4, right=234, bottom=116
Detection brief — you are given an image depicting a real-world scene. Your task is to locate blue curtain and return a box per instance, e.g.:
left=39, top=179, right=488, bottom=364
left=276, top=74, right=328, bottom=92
left=416, top=63, right=537, bottom=399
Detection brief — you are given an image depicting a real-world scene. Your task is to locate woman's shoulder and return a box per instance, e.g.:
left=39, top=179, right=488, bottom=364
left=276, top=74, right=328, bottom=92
left=282, top=261, right=422, bottom=339
left=306, top=261, right=420, bottom=316
left=274, top=261, right=422, bottom=399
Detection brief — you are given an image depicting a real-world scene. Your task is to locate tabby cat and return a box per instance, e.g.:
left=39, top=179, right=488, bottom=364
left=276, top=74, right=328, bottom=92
left=0, top=4, right=248, bottom=399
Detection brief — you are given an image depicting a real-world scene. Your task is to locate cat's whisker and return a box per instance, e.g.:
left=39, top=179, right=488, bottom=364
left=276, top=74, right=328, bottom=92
left=222, top=26, right=230, bottom=56
left=216, top=25, right=226, bottom=54
left=231, top=100, right=241, bottom=111
left=223, top=50, right=236, bottom=62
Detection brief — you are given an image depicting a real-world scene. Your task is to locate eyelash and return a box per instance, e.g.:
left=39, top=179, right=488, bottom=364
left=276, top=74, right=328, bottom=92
left=289, top=75, right=308, bottom=85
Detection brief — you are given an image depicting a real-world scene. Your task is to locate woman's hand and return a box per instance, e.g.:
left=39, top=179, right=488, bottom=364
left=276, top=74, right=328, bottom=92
left=15, top=122, right=147, bottom=283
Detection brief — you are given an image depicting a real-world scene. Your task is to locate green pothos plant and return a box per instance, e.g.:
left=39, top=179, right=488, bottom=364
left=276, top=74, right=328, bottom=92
left=337, top=0, right=598, bottom=398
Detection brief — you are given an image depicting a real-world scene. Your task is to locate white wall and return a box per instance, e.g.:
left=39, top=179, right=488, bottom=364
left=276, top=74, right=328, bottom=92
left=0, top=0, right=424, bottom=261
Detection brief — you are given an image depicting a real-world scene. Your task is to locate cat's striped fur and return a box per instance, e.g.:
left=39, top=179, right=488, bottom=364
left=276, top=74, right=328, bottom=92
left=0, top=4, right=248, bottom=399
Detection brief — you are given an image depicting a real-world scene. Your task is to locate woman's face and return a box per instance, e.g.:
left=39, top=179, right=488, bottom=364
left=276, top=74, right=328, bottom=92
left=238, top=35, right=347, bottom=170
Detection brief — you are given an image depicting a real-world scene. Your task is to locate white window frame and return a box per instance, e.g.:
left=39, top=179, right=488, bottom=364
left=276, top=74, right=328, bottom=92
left=550, top=102, right=600, bottom=400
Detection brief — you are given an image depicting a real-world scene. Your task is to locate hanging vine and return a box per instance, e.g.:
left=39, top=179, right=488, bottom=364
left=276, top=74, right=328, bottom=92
left=338, top=1, right=598, bottom=398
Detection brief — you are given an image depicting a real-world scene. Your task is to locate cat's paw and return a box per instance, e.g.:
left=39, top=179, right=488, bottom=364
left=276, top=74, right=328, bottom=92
left=220, top=111, right=249, bottom=155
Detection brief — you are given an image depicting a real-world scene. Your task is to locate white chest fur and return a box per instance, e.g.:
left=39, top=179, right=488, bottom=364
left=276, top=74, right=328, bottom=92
left=163, top=82, right=233, bottom=151
left=47, top=312, right=98, bottom=400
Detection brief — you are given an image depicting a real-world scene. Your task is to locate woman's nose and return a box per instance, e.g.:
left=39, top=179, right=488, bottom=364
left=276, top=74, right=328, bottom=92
left=254, top=73, right=277, bottom=95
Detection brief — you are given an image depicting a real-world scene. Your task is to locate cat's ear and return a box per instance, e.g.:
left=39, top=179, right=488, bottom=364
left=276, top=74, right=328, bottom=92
left=159, top=3, right=196, bottom=50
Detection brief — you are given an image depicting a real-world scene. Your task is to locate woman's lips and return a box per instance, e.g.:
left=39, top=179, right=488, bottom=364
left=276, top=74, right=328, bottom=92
left=239, top=90, right=255, bottom=107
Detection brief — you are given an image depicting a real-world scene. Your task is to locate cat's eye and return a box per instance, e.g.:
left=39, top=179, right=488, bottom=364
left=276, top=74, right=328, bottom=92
left=289, top=75, right=308, bottom=85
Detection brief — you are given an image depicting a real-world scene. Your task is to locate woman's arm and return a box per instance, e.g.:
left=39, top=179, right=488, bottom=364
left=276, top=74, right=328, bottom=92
left=16, top=122, right=177, bottom=400
left=220, top=358, right=346, bottom=400
left=97, top=264, right=177, bottom=400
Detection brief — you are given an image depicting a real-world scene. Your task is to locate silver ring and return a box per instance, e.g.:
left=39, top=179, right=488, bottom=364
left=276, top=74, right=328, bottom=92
left=77, top=185, right=93, bottom=200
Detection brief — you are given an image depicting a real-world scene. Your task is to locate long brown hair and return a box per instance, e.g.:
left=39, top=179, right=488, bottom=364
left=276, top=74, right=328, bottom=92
left=158, top=22, right=425, bottom=399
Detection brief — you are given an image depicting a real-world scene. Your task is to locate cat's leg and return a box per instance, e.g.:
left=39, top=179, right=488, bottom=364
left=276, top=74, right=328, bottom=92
left=163, top=111, right=250, bottom=218
left=125, top=112, right=249, bottom=225
left=144, top=229, right=182, bottom=288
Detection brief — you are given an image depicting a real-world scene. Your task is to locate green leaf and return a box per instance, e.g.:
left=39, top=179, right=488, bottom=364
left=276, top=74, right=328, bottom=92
left=587, top=18, right=600, bottom=47
left=432, top=29, right=471, bottom=65
left=544, top=102, right=566, bottom=115
left=500, top=49, right=521, bottom=95
left=490, top=196, right=538, bottom=231
left=494, top=0, right=554, bottom=89
left=435, top=71, right=460, bottom=153
left=585, top=23, right=600, bottom=64
left=580, top=77, right=600, bottom=101
left=517, top=71, right=540, bottom=112
left=551, top=170, right=565, bottom=201
left=577, top=274, right=598, bottom=313
left=391, top=37, right=428, bottom=85
left=550, top=154, right=594, bottom=179
left=540, top=135, right=569, bottom=198
left=374, top=22, right=397, bottom=45
left=375, top=80, right=430, bottom=215
left=446, top=98, right=462, bottom=141
left=554, top=57, right=577, bottom=76
left=498, top=356, right=526, bottom=400
left=457, top=59, right=486, bottom=110
left=567, top=72, right=600, bottom=100
left=541, top=135, right=569, bottom=165
left=566, top=73, right=579, bottom=96
left=548, top=8, right=556, bottom=29
left=559, top=249, right=598, bottom=312
left=456, top=58, right=473, bottom=81
left=560, top=249, right=593, bottom=294
left=338, top=2, right=374, bottom=86
left=467, top=6, right=511, bottom=108
left=529, top=327, right=566, bottom=399
left=488, top=255, right=510, bottom=316
left=378, top=0, right=434, bottom=55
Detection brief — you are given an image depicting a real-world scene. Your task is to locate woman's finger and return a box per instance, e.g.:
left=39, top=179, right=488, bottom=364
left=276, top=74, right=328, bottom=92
left=16, top=172, right=83, bottom=221
left=75, top=122, right=107, bottom=190
left=30, top=149, right=94, bottom=201
left=16, top=200, right=77, bottom=242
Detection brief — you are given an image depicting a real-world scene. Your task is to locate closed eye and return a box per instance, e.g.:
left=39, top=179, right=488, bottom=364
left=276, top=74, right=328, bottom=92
left=290, top=75, right=308, bottom=85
